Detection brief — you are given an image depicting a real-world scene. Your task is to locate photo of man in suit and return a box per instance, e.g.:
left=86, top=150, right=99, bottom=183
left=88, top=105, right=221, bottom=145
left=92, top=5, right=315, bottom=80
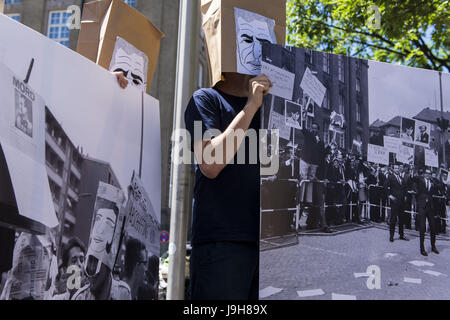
left=415, top=169, right=439, bottom=256
left=416, top=125, right=429, bottom=144
left=384, top=164, right=409, bottom=242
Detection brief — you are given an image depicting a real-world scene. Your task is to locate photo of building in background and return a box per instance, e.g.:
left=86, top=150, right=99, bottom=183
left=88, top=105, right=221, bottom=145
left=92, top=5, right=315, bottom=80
left=260, top=44, right=369, bottom=240
left=45, top=108, right=123, bottom=250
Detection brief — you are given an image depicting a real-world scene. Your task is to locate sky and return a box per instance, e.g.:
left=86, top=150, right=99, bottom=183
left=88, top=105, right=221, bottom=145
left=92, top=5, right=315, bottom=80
left=368, top=60, right=450, bottom=124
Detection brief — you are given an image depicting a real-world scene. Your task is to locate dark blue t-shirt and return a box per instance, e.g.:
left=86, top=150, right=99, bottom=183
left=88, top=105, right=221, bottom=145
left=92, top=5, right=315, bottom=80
left=184, top=88, right=260, bottom=244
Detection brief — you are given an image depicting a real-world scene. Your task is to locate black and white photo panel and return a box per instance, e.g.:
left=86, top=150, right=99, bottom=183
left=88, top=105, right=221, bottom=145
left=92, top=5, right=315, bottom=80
left=259, top=42, right=450, bottom=300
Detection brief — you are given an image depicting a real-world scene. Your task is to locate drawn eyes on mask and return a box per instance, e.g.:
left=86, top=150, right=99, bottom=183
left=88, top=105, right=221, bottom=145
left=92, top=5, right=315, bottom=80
left=130, top=73, right=143, bottom=86
left=240, top=34, right=271, bottom=45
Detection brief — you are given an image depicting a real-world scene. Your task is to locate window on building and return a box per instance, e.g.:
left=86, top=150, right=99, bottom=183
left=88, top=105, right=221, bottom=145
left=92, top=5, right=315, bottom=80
left=322, top=52, right=329, bottom=73
left=5, top=0, right=22, bottom=4
left=305, top=116, right=312, bottom=130
left=356, top=77, right=361, bottom=92
left=305, top=49, right=313, bottom=64
left=6, top=14, right=21, bottom=22
left=123, top=0, right=136, bottom=7
left=336, top=131, right=345, bottom=149
left=338, top=56, right=344, bottom=83
left=356, top=101, right=361, bottom=122
left=47, top=11, right=71, bottom=47
left=322, top=89, right=330, bottom=109
left=338, top=93, right=345, bottom=114
left=323, top=126, right=330, bottom=146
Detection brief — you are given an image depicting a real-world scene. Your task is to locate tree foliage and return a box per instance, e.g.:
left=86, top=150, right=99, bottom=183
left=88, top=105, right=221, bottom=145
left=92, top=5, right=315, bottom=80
left=287, top=0, right=449, bottom=71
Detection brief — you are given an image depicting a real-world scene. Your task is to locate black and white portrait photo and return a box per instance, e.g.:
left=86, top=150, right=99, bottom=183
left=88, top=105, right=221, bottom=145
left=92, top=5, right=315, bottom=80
left=414, top=120, right=431, bottom=147
left=400, top=117, right=415, bottom=143
left=14, top=89, right=33, bottom=138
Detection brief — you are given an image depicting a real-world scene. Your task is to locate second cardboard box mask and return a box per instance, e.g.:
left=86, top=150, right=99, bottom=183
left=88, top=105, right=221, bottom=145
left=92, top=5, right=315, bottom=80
left=201, top=0, right=286, bottom=87
left=77, top=0, right=164, bottom=93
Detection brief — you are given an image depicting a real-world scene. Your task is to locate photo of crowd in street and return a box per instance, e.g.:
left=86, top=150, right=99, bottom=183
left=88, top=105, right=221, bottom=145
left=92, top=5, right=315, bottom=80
left=259, top=43, right=450, bottom=300
left=0, top=14, right=161, bottom=300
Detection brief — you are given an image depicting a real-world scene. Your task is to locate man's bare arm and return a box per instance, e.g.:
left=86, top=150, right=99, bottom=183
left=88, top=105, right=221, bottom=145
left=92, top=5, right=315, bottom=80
left=194, top=74, right=272, bottom=179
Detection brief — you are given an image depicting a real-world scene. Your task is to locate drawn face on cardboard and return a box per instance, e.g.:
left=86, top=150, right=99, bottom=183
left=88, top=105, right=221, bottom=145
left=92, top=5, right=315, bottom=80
left=90, top=208, right=116, bottom=255
left=109, top=37, right=148, bottom=92
left=234, top=8, right=276, bottom=75
left=85, top=207, right=117, bottom=277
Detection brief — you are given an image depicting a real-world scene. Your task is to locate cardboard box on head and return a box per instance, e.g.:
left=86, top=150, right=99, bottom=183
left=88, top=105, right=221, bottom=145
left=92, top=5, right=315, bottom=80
left=76, top=0, right=164, bottom=93
left=201, top=0, right=286, bottom=87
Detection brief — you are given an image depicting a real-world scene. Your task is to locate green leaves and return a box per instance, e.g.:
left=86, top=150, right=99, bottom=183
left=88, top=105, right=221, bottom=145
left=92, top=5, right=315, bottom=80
left=287, top=0, right=449, bottom=71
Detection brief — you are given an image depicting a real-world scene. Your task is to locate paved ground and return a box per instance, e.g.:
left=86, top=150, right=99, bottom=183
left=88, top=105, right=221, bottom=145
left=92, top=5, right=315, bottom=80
left=260, top=226, right=450, bottom=300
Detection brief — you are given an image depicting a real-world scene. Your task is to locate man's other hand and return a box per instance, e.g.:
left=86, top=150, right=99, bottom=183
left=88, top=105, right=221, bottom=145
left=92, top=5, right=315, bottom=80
left=113, top=71, right=129, bottom=89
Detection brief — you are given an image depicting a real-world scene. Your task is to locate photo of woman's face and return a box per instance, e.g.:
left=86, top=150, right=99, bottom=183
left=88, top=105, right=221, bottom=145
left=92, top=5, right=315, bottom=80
left=89, top=208, right=116, bottom=254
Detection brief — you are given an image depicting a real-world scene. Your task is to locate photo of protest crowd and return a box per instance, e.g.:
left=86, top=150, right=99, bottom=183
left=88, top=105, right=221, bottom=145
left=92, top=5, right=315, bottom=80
left=0, top=115, right=161, bottom=301
left=260, top=44, right=449, bottom=257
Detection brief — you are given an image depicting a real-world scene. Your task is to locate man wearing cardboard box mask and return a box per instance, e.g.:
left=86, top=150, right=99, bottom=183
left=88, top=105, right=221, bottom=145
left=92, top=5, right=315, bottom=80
left=182, top=0, right=285, bottom=300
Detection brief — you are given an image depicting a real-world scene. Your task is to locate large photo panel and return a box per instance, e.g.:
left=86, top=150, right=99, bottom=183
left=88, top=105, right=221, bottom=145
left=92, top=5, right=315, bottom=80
left=0, top=15, right=161, bottom=300
left=259, top=43, right=450, bottom=300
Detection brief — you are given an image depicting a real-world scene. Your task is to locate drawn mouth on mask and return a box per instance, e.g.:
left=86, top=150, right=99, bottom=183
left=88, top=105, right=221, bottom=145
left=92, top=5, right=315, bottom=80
left=247, top=61, right=261, bottom=68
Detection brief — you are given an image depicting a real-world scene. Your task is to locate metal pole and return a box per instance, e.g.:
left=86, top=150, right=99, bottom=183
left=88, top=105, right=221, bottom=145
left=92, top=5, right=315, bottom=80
left=439, top=72, right=446, bottom=168
left=167, top=0, right=198, bottom=300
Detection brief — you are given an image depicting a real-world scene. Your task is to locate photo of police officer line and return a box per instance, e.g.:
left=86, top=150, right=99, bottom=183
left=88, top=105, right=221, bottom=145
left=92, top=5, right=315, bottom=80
left=259, top=44, right=450, bottom=254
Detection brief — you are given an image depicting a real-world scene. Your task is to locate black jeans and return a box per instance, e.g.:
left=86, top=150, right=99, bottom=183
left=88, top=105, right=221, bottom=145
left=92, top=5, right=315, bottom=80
left=189, top=241, right=259, bottom=300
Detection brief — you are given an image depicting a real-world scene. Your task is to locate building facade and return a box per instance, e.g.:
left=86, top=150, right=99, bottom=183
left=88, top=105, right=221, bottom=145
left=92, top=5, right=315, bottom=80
left=45, top=108, right=124, bottom=253
left=293, top=48, right=370, bottom=154
left=45, top=108, right=83, bottom=247
left=72, top=156, right=122, bottom=248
